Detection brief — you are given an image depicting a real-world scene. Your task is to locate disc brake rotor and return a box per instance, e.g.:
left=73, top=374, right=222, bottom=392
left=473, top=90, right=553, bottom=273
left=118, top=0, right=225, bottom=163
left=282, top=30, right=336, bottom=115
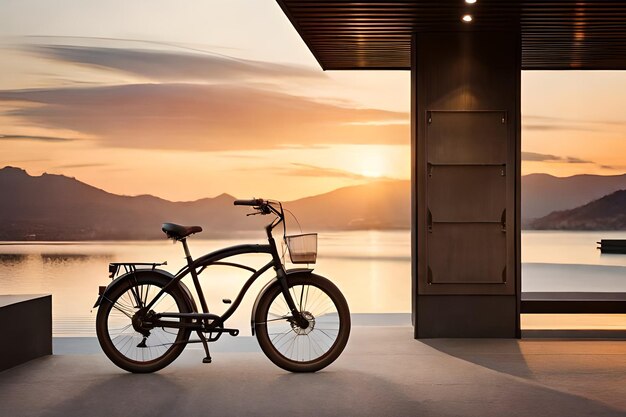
left=290, top=311, right=315, bottom=335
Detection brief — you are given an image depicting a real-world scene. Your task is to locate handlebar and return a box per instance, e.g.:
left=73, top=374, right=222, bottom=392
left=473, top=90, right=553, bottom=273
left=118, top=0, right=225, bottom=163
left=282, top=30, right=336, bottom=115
left=233, top=199, right=265, bottom=207
left=233, top=198, right=280, bottom=217
left=233, top=198, right=286, bottom=237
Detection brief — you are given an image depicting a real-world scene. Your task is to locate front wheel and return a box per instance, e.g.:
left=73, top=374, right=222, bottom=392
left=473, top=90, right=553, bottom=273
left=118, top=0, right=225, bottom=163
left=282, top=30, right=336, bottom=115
left=255, top=273, right=350, bottom=372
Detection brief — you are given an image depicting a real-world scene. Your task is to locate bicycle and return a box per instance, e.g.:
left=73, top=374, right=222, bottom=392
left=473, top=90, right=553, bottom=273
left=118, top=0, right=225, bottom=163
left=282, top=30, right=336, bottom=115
left=93, top=199, right=351, bottom=373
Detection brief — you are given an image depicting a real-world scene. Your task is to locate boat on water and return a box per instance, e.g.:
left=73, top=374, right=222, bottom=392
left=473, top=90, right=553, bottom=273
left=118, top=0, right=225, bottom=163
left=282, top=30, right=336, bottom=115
left=597, top=239, right=626, bottom=254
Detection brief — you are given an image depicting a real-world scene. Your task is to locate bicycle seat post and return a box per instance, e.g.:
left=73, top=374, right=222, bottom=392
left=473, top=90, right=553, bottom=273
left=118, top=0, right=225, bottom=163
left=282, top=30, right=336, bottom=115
left=180, top=238, right=192, bottom=260
left=179, top=236, right=213, bottom=363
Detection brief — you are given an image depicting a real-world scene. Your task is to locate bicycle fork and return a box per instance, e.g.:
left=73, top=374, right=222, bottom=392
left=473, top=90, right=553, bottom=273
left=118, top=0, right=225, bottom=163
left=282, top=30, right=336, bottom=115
left=266, top=227, right=308, bottom=329
left=276, top=270, right=309, bottom=329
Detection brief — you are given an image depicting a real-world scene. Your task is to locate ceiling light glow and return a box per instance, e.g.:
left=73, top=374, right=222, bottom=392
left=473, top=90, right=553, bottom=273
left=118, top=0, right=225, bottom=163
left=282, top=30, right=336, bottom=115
left=462, top=14, right=473, bottom=22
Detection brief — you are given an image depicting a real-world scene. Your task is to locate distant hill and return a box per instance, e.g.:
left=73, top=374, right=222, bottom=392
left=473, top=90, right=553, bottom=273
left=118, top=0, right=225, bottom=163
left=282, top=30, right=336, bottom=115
left=286, top=180, right=410, bottom=230
left=521, top=173, right=626, bottom=224
left=0, top=167, right=409, bottom=240
left=530, top=189, right=626, bottom=230
left=0, top=166, right=262, bottom=240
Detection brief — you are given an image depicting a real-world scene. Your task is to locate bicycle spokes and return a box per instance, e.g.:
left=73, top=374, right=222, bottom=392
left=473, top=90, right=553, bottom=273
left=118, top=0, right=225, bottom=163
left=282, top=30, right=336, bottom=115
left=106, top=283, right=181, bottom=363
left=265, top=284, right=341, bottom=362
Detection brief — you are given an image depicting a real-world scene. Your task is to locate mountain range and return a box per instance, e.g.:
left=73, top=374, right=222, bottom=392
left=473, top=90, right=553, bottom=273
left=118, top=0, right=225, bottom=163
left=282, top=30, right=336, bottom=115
left=0, top=166, right=408, bottom=240
left=0, top=166, right=624, bottom=240
left=530, top=189, right=626, bottom=230
left=521, top=172, right=626, bottom=223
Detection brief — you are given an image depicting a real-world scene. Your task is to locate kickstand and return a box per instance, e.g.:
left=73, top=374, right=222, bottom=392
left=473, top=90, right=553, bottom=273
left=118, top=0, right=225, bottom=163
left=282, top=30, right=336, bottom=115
left=197, top=331, right=212, bottom=363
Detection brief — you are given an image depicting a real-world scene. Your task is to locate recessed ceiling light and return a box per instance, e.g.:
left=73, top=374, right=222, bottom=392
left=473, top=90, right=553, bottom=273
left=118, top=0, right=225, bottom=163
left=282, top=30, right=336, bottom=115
left=465, top=0, right=477, bottom=4
left=462, top=14, right=473, bottom=22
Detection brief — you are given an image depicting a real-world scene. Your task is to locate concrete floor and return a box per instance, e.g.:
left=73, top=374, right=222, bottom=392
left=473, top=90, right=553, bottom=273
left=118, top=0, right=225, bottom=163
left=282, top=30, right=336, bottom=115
left=1, top=327, right=625, bottom=417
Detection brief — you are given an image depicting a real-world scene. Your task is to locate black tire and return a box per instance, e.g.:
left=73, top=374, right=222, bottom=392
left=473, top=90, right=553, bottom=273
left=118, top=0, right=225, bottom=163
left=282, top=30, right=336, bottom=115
left=255, top=273, right=350, bottom=372
left=96, top=273, right=192, bottom=373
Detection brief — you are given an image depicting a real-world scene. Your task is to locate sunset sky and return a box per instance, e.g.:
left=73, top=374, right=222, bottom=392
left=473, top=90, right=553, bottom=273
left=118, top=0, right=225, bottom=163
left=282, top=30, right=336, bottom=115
left=1, top=0, right=625, bottom=201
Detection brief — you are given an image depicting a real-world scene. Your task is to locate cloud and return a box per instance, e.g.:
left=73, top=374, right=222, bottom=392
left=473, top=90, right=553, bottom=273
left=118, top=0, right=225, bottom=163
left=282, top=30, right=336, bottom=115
left=0, top=83, right=409, bottom=151
left=522, top=123, right=599, bottom=133
left=522, top=114, right=626, bottom=132
left=343, top=120, right=409, bottom=126
left=5, top=158, right=50, bottom=163
left=523, top=115, right=568, bottom=123
left=239, top=163, right=396, bottom=181
left=563, top=156, right=592, bottom=164
left=522, top=152, right=594, bottom=164
left=25, top=44, right=324, bottom=82
left=524, top=115, right=626, bottom=125
left=522, top=152, right=626, bottom=171
left=0, top=134, right=75, bottom=142
left=277, top=163, right=395, bottom=180
left=24, top=35, right=242, bottom=54
left=53, top=163, right=108, bottom=169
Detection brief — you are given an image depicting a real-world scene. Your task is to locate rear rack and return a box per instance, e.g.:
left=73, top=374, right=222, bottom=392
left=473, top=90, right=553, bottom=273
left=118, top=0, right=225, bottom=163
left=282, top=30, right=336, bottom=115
left=108, top=262, right=167, bottom=278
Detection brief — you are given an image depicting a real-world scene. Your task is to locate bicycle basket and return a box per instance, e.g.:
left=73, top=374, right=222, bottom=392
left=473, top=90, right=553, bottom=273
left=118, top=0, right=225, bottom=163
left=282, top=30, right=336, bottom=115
left=284, top=233, right=318, bottom=264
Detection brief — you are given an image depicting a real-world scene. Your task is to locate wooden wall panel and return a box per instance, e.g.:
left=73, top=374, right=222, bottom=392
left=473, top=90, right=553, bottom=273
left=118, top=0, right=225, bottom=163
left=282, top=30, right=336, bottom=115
left=413, top=31, right=521, bottom=337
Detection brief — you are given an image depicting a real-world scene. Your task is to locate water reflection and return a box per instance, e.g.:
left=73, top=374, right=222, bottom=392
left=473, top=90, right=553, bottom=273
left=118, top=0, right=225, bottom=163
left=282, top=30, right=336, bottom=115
left=0, top=230, right=624, bottom=336
left=0, top=253, right=27, bottom=264
left=41, top=253, right=113, bottom=264
left=0, top=232, right=411, bottom=336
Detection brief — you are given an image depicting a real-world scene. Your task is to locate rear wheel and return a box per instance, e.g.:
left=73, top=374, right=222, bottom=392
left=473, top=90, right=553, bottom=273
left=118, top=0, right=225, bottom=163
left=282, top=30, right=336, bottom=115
left=96, top=274, right=192, bottom=373
left=255, top=273, right=350, bottom=372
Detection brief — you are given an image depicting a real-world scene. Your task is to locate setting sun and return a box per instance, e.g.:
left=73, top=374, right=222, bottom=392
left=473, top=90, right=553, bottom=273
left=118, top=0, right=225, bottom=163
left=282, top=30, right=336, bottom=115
left=352, top=148, right=388, bottom=179
left=361, top=169, right=383, bottom=178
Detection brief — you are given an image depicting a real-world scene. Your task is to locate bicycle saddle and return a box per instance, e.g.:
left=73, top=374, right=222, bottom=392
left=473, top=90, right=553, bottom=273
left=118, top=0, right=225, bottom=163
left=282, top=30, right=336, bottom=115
left=161, top=223, right=203, bottom=240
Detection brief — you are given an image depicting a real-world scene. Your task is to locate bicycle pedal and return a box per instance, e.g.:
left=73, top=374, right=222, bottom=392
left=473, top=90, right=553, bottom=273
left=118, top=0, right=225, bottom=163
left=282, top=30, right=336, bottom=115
left=202, top=356, right=212, bottom=364
left=222, top=298, right=232, bottom=304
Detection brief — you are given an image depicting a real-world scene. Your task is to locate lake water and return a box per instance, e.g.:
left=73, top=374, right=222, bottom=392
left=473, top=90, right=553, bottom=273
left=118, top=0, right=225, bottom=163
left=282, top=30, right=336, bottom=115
left=0, top=230, right=624, bottom=336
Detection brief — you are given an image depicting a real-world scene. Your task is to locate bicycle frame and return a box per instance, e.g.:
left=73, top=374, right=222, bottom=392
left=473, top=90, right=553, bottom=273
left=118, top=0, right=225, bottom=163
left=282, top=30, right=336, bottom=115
left=139, top=204, right=307, bottom=332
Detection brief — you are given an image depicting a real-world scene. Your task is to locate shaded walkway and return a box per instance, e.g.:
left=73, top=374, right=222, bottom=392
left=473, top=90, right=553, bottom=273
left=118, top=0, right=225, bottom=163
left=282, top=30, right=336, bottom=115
left=1, top=327, right=625, bottom=417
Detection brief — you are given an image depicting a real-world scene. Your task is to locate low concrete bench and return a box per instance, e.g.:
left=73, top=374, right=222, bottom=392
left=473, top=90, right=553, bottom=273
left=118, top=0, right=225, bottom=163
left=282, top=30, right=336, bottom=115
left=0, top=294, right=52, bottom=371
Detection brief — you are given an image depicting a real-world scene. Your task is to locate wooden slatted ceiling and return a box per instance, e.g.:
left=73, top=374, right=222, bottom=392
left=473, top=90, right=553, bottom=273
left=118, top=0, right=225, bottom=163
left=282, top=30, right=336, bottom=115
left=276, top=0, right=626, bottom=70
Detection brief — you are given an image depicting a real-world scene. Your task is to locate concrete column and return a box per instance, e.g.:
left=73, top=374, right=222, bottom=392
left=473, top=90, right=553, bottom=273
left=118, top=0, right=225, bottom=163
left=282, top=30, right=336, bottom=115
left=411, top=31, right=521, bottom=338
